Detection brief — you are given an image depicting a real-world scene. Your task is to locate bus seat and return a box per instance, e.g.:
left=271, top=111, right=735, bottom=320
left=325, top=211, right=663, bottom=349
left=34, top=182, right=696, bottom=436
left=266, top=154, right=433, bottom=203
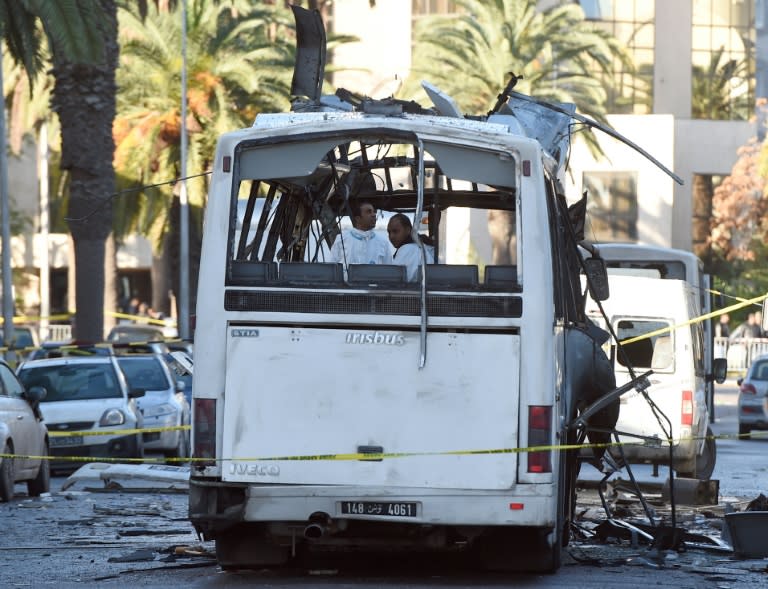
left=422, top=264, right=479, bottom=288
left=229, top=261, right=277, bottom=285
left=347, top=264, right=407, bottom=285
left=485, top=265, right=517, bottom=287
left=279, top=262, right=344, bottom=284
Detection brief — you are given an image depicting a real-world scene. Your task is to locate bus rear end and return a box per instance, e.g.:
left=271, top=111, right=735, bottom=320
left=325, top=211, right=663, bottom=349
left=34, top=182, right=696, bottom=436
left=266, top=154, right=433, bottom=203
left=189, top=113, right=571, bottom=572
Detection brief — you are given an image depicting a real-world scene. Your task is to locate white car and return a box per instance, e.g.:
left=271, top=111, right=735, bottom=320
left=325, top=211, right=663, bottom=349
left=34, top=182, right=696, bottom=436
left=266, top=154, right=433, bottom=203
left=737, top=353, right=768, bottom=438
left=115, top=354, right=190, bottom=461
left=16, top=356, right=145, bottom=471
left=0, top=359, right=49, bottom=501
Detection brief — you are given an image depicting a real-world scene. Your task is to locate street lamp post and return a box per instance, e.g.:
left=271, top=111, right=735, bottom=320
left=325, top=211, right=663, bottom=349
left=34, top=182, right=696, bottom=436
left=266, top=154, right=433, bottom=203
left=179, top=0, right=190, bottom=340
left=0, top=44, right=16, bottom=363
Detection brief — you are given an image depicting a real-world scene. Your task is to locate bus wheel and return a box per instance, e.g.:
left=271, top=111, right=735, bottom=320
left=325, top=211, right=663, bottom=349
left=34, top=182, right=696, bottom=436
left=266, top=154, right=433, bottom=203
left=215, top=524, right=290, bottom=570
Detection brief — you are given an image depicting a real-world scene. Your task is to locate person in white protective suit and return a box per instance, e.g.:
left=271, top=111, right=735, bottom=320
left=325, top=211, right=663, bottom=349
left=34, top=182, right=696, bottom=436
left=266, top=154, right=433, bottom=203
left=330, top=200, right=392, bottom=266
left=387, top=213, right=434, bottom=281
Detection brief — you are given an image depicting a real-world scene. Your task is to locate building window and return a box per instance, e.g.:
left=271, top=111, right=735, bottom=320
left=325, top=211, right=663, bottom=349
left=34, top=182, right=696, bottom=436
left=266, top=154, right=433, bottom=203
left=577, top=0, right=655, bottom=115
left=583, top=171, right=638, bottom=241
left=692, top=0, right=754, bottom=120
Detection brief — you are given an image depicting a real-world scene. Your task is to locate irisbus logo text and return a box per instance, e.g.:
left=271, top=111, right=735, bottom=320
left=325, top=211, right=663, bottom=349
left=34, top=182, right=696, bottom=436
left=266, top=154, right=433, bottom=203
left=345, top=332, right=405, bottom=346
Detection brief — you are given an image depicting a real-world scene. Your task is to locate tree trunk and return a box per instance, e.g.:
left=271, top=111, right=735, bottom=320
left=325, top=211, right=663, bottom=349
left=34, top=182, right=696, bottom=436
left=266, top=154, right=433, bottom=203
left=692, top=173, right=714, bottom=267
left=50, top=0, right=118, bottom=342
left=488, top=209, right=517, bottom=265
left=168, top=195, right=202, bottom=333
left=73, top=237, right=106, bottom=340
left=151, top=232, right=171, bottom=317
left=66, top=234, right=76, bottom=315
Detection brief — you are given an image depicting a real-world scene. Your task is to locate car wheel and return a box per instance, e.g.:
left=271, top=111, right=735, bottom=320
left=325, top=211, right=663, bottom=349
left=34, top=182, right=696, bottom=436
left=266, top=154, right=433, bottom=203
left=0, top=442, right=16, bottom=502
left=27, top=442, right=51, bottom=497
left=738, top=423, right=751, bottom=439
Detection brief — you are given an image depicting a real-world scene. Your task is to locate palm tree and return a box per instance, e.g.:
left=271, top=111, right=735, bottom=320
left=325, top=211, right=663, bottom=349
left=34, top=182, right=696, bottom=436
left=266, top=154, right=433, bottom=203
left=112, top=0, right=296, bottom=316
left=405, top=0, right=631, bottom=128
left=404, top=0, right=632, bottom=263
left=1, top=0, right=111, bottom=341
left=48, top=0, right=118, bottom=342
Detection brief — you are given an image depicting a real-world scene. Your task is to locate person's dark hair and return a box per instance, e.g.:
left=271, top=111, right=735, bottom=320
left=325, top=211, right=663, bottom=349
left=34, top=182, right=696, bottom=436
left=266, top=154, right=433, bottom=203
left=390, top=212, right=412, bottom=231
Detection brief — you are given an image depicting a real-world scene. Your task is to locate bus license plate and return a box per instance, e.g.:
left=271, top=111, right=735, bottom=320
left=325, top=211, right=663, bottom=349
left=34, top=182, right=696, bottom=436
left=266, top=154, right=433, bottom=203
left=341, top=501, right=417, bottom=518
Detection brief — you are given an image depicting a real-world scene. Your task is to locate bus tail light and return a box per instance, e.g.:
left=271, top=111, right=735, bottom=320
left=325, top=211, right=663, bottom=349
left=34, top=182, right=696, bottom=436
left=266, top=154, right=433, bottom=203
left=528, top=405, right=552, bottom=473
left=681, top=390, right=693, bottom=426
left=193, top=398, right=216, bottom=466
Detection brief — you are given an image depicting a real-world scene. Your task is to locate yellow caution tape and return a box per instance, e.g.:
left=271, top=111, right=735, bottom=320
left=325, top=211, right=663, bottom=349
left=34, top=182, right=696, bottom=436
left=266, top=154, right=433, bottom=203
left=3, top=430, right=764, bottom=463
left=619, top=292, right=768, bottom=345
left=108, top=311, right=177, bottom=328
left=47, top=424, right=190, bottom=438
left=0, top=313, right=73, bottom=325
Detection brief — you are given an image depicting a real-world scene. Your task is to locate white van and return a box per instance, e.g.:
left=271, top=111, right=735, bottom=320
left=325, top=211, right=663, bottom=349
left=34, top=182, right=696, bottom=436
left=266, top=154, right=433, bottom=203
left=585, top=273, right=725, bottom=479
left=594, top=243, right=718, bottom=420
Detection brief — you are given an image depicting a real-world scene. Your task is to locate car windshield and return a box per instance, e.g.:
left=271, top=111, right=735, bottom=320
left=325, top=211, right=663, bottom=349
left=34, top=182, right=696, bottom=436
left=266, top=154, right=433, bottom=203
left=19, top=363, right=122, bottom=401
left=117, top=356, right=170, bottom=390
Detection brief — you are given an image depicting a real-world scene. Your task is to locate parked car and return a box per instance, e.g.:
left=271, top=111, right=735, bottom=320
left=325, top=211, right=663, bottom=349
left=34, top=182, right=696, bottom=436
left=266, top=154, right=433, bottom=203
left=16, top=356, right=145, bottom=472
left=167, top=339, right=194, bottom=359
left=25, top=341, right=113, bottom=361
left=115, top=354, right=190, bottom=461
left=163, top=351, right=193, bottom=405
left=0, top=359, right=49, bottom=501
left=737, top=353, right=768, bottom=439
left=24, top=341, right=169, bottom=362
left=107, top=324, right=166, bottom=343
left=0, top=325, right=40, bottom=359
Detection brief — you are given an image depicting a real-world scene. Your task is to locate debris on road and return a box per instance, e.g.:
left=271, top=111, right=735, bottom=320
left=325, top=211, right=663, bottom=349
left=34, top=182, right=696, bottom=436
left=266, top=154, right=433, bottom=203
left=61, top=462, right=190, bottom=492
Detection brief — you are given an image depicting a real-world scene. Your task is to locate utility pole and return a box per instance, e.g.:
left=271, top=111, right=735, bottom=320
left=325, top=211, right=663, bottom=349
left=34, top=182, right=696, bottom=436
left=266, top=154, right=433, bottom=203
left=0, top=44, right=16, bottom=364
left=39, top=122, right=50, bottom=341
left=179, top=0, right=190, bottom=340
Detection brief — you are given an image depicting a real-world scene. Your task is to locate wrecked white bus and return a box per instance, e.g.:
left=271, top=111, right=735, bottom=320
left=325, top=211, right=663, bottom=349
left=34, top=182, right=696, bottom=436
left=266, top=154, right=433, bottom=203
left=188, top=6, right=682, bottom=573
